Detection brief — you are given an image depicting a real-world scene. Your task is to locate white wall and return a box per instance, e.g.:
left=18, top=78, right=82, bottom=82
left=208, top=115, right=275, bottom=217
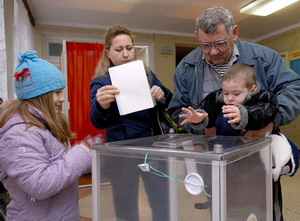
left=1, top=0, right=35, bottom=99
left=0, top=0, right=8, bottom=99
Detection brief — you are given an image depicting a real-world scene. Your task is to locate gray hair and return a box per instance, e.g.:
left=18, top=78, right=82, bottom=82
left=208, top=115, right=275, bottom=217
left=195, top=7, right=234, bottom=34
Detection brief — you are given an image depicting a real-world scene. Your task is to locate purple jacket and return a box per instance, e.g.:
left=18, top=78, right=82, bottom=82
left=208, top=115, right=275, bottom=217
left=0, top=109, right=91, bottom=221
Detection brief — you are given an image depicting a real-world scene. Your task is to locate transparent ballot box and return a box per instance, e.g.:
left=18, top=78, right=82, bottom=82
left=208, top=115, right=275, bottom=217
left=91, top=134, right=272, bottom=221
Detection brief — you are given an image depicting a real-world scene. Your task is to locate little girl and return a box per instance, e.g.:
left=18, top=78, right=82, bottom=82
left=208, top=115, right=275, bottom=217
left=0, top=50, right=91, bottom=220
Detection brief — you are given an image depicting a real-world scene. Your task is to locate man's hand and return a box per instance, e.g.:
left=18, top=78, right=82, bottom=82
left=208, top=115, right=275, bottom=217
left=243, top=122, right=274, bottom=137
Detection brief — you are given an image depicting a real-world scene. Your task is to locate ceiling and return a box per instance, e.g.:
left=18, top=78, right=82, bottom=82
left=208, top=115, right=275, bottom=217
left=27, top=0, right=300, bottom=42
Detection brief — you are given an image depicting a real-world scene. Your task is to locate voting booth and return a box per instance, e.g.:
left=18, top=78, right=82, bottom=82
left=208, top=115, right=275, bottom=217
left=91, top=134, right=272, bottom=221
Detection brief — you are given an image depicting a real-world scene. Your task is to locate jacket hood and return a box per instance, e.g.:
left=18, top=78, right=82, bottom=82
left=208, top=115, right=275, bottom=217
left=0, top=107, right=44, bottom=139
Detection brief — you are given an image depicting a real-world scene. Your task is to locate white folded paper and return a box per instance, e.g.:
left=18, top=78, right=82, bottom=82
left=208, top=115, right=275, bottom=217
left=109, top=60, right=155, bottom=115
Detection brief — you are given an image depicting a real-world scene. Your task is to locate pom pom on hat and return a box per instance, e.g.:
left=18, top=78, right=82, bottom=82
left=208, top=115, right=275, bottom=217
left=14, top=50, right=65, bottom=99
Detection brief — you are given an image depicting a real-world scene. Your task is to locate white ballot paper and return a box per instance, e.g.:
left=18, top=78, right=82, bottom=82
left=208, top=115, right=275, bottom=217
left=109, top=60, right=155, bottom=115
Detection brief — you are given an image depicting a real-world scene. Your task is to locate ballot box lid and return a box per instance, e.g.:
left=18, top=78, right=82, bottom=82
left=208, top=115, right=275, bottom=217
left=92, top=134, right=271, bottom=161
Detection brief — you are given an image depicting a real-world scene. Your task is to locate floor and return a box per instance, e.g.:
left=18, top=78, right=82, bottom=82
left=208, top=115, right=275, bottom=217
left=281, top=172, right=300, bottom=220
left=78, top=173, right=93, bottom=221
left=78, top=170, right=300, bottom=220
left=79, top=185, right=93, bottom=221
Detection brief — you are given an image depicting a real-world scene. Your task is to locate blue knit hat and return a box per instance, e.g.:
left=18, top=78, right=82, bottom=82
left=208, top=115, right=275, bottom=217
left=14, top=50, right=66, bottom=99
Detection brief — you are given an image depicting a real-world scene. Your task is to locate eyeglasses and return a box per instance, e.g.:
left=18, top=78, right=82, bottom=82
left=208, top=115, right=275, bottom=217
left=199, top=26, right=233, bottom=52
left=199, top=39, right=229, bottom=51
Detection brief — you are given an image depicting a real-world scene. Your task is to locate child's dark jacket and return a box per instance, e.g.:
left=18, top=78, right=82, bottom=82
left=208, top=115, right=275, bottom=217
left=191, top=83, right=279, bottom=132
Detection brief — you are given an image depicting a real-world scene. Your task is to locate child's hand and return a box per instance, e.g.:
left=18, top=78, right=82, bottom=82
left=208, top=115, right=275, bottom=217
left=222, top=105, right=241, bottom=124
left=80, top=134, right=104, bottom=151
left=179, top=106, right=208, bottom=125
left=81, top=135, right=94, bottom=150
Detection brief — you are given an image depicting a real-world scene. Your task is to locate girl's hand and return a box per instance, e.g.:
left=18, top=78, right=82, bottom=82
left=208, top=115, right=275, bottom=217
left=179, top=106, right=208, bottom=125
left=150, top=85, right=164, bottom=101
left=80, top=135, right=96, bottom=152
left=96, top=85, right=119, bottom=109
left=222, top=105, right=241, bottom=124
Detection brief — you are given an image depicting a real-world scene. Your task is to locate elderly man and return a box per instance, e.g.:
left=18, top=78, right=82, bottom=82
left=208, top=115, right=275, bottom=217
left=168, top=6, right=300, bottom=221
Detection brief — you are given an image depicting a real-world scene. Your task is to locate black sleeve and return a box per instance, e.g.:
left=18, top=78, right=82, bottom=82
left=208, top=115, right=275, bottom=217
left=200, top=89, right=224, bottom=128
left=245, top=91, right=279, bottom=130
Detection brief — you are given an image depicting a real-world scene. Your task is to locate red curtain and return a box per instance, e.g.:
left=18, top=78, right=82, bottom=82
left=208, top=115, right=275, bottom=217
left=66, top=41, right=105, bottom=144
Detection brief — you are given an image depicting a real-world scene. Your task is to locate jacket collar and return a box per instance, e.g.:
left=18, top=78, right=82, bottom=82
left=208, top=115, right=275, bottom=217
left=181, top=46, right=203, bottom=66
